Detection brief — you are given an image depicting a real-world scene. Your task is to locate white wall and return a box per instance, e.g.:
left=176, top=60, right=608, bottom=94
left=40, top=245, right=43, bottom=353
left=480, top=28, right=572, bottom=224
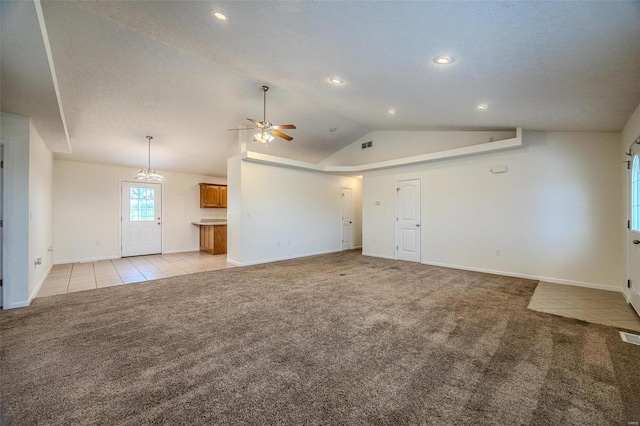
left=226, top=155, right=242, bottom=263
left=320, top=130, right=516, bottom=166
left=0, top=113, right=30, bottom=308
left=623, top=103, right=640, bottom=150
left=227, top=156, right=362, bottom=266
left=28, top=121, right=53, bottom=299
left=53, top=160, right=226, bottom=263
left=363, top=131, right=624, bottom=290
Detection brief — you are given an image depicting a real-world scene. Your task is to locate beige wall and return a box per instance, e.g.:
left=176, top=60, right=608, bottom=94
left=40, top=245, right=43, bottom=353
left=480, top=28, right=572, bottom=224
left=28, top=121, right=53, bottom=299
left=53, top=160, right=226, bottom=263
left=320, top=130, right=517, bottom=166
left=362, top=131, right=624, bottom=290
left=227, top=156, right=362, bottom=266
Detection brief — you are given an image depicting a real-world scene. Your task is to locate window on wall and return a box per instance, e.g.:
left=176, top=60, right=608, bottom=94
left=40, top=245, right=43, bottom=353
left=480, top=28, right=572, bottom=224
left=129, top=187, right=155, bottom=222
left=633, top=156, right=640, bottom=231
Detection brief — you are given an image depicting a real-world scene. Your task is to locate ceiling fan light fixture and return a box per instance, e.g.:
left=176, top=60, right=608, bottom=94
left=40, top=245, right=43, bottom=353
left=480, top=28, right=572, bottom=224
left=477, top=104, right=488, bottom=110
left=254, top=131, right=275, bottom=144
left=229, top=85, right=295, bottom=143
left=328, top=77, right=344, bottom=85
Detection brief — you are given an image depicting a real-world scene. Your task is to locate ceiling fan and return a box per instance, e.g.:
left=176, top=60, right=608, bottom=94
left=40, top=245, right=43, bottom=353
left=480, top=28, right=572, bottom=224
left=228, top=85, right=296, bottom=144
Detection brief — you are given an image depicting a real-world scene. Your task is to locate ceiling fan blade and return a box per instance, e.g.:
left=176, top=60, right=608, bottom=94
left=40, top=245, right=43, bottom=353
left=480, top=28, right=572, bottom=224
left=271, top=124, right=296, bottom=130
left=272, top=130, right=293, bottom=141
left=247, top=118, right=264, bottom=128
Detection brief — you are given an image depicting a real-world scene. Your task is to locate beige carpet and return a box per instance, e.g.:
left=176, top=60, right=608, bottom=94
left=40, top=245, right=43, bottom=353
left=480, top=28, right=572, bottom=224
left=1, top=250, right=639, bottom=425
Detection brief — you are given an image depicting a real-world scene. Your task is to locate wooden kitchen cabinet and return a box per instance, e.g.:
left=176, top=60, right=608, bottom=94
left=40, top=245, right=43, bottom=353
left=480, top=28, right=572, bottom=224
left=199, top=183, right=227, bottom=208
left=199, top=225, right=227, bottom=255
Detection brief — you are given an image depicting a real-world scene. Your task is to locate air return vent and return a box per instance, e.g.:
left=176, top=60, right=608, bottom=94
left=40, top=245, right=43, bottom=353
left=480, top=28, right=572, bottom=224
left=620, top=331, right=640, bottom=346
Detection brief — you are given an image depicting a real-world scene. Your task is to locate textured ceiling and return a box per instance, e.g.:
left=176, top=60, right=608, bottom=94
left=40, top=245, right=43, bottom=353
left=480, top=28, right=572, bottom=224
left=2, top=1, right=640, bottom=176
left=0, top=1, right=69, bottom=153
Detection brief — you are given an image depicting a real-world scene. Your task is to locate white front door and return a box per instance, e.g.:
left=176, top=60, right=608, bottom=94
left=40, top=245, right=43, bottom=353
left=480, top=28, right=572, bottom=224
left=341, top=187, right=353, bottom=250
left=121, top=182, right=162, bottom=257
left=396, top=179, right=421, bottom=262
left=628, top=155, right=640, bottom=315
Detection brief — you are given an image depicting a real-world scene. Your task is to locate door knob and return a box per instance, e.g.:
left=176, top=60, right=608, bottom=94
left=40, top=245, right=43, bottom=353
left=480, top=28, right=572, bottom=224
left=349, top=221, right=352, bottom=224
left=416, top=224, right=420, bottom=227
left=634, top=240, right=640, bottom=244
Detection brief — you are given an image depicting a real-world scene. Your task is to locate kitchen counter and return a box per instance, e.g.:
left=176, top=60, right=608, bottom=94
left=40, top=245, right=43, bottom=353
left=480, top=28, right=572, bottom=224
left=191, top=220, right=227, bottom=226
left=192, top=220, right=227, bottom=255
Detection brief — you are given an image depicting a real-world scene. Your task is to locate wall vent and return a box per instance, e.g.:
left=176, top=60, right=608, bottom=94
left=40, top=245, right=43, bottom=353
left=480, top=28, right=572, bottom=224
left=620, top=331, right=640, bottom=346
left=361, top=141, right=373, bottom=149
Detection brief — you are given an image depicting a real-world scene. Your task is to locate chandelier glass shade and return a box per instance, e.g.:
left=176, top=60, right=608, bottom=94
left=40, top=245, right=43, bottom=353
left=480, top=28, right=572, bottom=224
left=135, top=136, right=164, bottom=182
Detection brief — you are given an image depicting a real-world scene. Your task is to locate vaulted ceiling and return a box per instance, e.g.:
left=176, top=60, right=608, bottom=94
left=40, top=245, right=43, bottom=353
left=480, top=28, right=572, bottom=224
left=2, top=1, right=639, bottom=176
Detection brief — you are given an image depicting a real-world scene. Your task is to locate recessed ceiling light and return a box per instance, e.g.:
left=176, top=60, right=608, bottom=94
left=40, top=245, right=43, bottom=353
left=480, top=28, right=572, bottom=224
left=329, top=127, right=337, bottom=132
left=210, top=10, right=227, bottom=20
left=433, top=56, right=453, bottom=64
left=387, top=108, right=396, bottom=115
left=477, top=104, right=488, bottom=110
left=328, top=77, right=344, bottom=85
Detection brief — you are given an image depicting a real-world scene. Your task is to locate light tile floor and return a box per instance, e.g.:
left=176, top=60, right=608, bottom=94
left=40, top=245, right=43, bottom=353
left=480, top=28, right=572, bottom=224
left=528, top=282, right=640, bottom=332
left=37, top=252, right=233, bottom=298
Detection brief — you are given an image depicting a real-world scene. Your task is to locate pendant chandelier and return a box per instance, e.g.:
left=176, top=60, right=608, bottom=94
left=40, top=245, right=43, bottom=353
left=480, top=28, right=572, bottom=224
left=135, top=136, right=164, bottom=182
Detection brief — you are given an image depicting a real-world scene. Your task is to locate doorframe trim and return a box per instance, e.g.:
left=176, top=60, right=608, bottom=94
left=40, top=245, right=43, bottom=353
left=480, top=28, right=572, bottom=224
left=341, top=186, right=353, bottom=251
left=119, top=180, right=164, bottom=258
left=394, top=178, right=422, bottom=262
left=626, top=157, right=631, bottom=302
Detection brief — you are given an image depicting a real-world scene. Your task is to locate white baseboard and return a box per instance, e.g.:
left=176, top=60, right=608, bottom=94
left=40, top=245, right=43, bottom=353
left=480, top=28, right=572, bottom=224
left=421, top=260, right=624, bottom=294
left=228, top=249, right=341, bottom=267
left=28, top=263, right=53, bottom=303
left=162, top=248, right=200, bottom=254
left=352, top=245, right=362, bottom=250
left=55, top=255, right=120, bottom=265
left=362, top=252, right=395, bottom=260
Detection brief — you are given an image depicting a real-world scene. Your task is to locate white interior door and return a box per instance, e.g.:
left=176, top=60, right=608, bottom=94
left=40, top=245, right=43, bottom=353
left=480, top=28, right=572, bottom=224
left=121, top=182, right=162, bottom=257
left=341, top=187, right=353, bottom=250
left=396, top=179, right=421, bottom=262
left=628, top=154, right=640, bottom=315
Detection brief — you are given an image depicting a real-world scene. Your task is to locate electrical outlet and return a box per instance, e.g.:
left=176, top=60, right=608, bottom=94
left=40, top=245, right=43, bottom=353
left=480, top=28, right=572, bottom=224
left=495, top=249, right=501, bottom=256
left=35, top=258, right=42, bottom=266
